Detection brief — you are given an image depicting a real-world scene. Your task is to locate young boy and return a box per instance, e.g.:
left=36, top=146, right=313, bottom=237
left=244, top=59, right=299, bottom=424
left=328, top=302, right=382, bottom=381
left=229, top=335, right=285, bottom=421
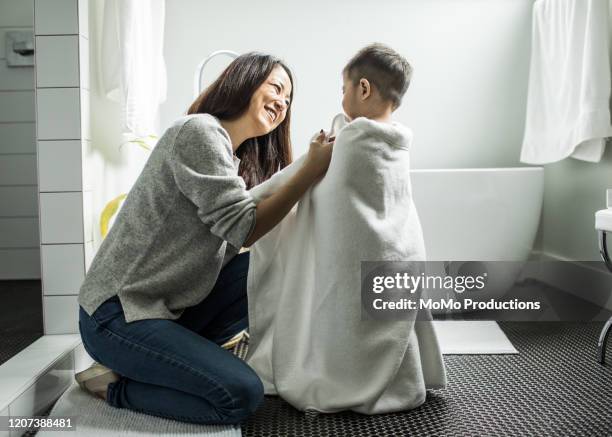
left=330, top=42, right=413, bottom=135
left=343, top=42, right=412, bottom=122
left=246, top=43, right=445, bottom=415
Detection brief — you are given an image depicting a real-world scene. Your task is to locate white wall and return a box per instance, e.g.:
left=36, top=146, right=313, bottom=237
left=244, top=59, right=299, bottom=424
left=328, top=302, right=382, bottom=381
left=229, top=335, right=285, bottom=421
left=30, top=0, right=145, bottom=334
left=161, top=0, right=533, bottom=167
left=34, top=0, right=92, bottom=334
left=161, top=0, right=612, bottom=263
left=0, top=0, right=39, bottom=279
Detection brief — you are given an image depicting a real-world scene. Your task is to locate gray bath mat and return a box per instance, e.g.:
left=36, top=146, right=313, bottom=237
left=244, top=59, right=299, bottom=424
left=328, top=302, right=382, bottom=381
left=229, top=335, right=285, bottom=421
left=37, top=381, right=241, bottom=437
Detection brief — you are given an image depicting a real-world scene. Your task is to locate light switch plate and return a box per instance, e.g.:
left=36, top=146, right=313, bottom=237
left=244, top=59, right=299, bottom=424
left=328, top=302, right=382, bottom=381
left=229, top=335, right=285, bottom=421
left=6, top=31, right=34, bottom=67
left=607, top=189, right=612, bottom=208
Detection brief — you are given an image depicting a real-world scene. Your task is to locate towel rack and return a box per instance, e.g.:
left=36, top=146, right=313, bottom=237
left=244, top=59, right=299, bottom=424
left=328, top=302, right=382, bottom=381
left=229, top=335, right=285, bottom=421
left=193, top=50, right=239, bottom=97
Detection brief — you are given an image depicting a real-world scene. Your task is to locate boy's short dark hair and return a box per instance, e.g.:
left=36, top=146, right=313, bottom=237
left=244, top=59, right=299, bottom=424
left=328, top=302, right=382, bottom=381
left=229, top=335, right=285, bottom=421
left=343, top=43, right=413, bottom=108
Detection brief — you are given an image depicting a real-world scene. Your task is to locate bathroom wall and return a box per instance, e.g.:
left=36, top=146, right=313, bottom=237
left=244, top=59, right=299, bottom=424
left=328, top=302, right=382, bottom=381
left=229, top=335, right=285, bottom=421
left=160, top=0, right=612, bottom=263
left=34, top=0, right=93, bottom=334
left=0, top=0, right=39, bottom=279
left=29, top=0, right=148, bottom=334
left=160, top=0, right=533, bottom=167
left=535, top=148, right=612, bottom=261
left=533, top=3, right=612, bottom=262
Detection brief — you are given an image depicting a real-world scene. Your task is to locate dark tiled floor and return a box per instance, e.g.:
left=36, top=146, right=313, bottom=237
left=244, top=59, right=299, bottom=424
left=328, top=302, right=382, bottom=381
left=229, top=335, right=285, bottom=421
left=25, top=280, right=612, bottom=436
left=242, top=322, right=612, bottom=437
left=0, top=280, right=44, bottom=365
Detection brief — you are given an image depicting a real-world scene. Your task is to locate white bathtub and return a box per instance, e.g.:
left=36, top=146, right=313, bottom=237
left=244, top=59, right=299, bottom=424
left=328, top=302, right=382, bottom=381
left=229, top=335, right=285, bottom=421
left=410, top=167, right=544, bottom=303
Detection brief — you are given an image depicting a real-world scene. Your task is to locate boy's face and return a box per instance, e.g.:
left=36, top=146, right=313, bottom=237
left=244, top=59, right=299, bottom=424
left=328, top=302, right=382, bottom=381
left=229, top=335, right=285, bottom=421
left=341, top=71, right=362, bottom=121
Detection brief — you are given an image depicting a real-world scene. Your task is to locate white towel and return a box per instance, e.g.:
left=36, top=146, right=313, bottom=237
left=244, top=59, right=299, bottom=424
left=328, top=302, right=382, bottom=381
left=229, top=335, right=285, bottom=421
left=100, top=0, right=167, bottom=137
left=330, top=112, right=349, bottom=136
left=245, top=116, right=446, bottom=414
left=520, top=0, right=612, bottom=164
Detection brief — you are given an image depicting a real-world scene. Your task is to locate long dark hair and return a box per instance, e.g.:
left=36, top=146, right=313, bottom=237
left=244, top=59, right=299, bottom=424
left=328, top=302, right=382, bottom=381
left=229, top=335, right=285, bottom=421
left=188, top=52, right=294, bottom=189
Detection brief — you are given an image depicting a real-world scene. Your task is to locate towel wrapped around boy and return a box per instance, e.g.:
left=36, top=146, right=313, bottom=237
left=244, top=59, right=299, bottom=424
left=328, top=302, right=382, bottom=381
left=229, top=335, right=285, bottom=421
left=245, top=115, right=446, bottom=414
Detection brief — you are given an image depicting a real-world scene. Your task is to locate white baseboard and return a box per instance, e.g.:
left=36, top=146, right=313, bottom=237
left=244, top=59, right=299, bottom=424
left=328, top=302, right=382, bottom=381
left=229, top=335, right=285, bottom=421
left=518, top=251, right=612, bottom=311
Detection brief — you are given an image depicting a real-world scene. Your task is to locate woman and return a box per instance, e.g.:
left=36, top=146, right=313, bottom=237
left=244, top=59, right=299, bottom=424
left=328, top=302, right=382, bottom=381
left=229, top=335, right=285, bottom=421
left=75, top=53, right=333, bottom=425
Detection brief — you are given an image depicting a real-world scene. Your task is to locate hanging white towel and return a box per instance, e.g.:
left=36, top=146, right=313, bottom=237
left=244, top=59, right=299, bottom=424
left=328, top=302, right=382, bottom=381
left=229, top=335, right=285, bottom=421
left=100, top=0, right=167, bottom=137
left=520, top=0, right=612, bottom=164
left=245, top=116, right=446, bottom=414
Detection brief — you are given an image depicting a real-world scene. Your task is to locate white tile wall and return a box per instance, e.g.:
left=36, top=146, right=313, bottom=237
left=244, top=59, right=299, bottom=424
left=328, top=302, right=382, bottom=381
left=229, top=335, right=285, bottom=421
left=0, top=186, right=38, bottom=216
left=82, top=190, right=93, bottom=242
left=81, top=139, right=93, bottom=191
left=38, top=140, right=82, bottom=192
left=84, top=239, right=94, bottom=271
left=0, top=248, right=40, bottom=279
left=36, top=88, right=81, bottom=140
left=43, top=296, right=79, bottom=334
left=0, top=0, right=34, bottom=27
left=0, top=0, right=36, bottom=282
left=0, top=10, right=38, bottom=275
left=0, top=91, right=35, bottom=122
left=78, top=35, right=89, bottom=90
left=41, top=244, right=84, bottom=295
left=39, top=192, right=84, bottom=244
left=0, top=123, right=36, bottom=154
left=77, top=0, right=89, bottom=37
left=0, top=218, right=39, bottom=247
left=80, top=88, right=90, bottom=140
left=33, top=0, right=78, bottom=35
left=35, top=36, right=80, bottom=88
left=35, top=0, right=90, bottom=333
left=0, top=155, right=37, bottom=185
left=0, top=60, right=35, bottom=90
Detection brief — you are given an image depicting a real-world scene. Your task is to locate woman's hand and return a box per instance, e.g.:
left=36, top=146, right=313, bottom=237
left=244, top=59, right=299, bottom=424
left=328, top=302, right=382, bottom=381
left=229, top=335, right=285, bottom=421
left=304, top=130, right=334, bottom=179
left=243, top=129, right=334, bottom=247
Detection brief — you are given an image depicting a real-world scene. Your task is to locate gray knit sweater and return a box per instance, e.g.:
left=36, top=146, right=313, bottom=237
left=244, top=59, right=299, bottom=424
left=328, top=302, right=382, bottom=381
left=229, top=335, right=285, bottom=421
left=78, top=114, right=257, bottom=323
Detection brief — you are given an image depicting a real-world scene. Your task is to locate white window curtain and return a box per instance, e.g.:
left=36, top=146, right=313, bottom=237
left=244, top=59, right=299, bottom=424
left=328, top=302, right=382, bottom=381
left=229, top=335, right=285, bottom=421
left=100, top=0, right=167, bottom=138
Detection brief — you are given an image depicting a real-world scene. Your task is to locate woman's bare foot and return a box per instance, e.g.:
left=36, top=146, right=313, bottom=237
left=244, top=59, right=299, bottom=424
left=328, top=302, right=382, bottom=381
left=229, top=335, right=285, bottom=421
left=75, top=362, right=120, bottom=401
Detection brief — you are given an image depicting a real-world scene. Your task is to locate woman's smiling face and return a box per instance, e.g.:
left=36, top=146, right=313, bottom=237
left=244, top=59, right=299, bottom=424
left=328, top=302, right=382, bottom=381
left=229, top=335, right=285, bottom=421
left=247, top=65, right=292, bottom=136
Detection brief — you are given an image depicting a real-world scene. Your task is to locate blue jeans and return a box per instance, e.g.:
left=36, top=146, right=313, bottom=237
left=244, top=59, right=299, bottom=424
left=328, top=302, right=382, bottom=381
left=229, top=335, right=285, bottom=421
left=78, top=251, right=263, bottom=425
